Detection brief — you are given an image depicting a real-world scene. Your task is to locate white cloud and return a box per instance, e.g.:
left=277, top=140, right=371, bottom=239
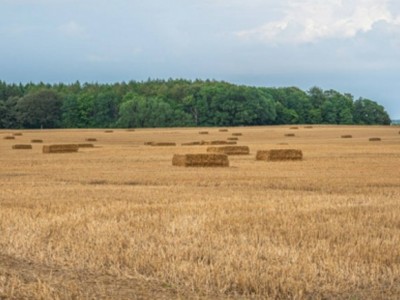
left=236, top=0, right=400, bottom=44
left=58, top=20, right=86, bottom=38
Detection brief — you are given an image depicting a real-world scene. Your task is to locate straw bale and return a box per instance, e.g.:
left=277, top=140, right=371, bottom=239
left=13, top=133, right=23, bottom=136
left=182, top=141, right=202, bottom=146
left=104, top=130, right=113, bottom=133
left=4, top=136, right=15, bottom=140
left=12, top=144, right=32, bottom=150
left=256, top=149, right=303, bottom=161
left=126, top=129, right=135, bottom=132
left=172, top=154, right=229, bottom=167
left=369, top=137, right=381, bottom=141
left=304, top=126, right=313, bottom=129
left=227, top=137, right=238, bottom=141
left=199, top=131, right=209, bottom=134
left=144, top=142, right=154, bottom=145
left=210, top=140, right=236, bottom=145
left=151, top=142, right=176, bottom=146
left=43, top=144, right=79, bottom=153
left=31, top=139, right=43, bottom=143
left=78, top=143, right=94, bottom=148
left=219, top=129, right=229, bottom=132
left=232, top=133, right=242, bottom=136
left=341, top=135, right=352, bottom=138
left=86, top=138, right=97, bottom=142
left=207, top=145, right=249, bottom=155
left=290, top=127, right=299, bottom=129
left=285, top=133, right=295, bottom=137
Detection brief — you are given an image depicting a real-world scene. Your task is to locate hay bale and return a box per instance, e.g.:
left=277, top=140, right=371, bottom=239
left=31, top=139, right=43, bottom=143
left=126, top=129, right=135, bottom=132
left=12, top=144, right=32, bottom=150
left=144, top=141, right=154, bottom=145
left=199, top=131, right=209, bottom=135
left=227, top=137, right=238, bottom=141
left=277, top=143, right=289, bottom=145
left=232, top=133, right=242, bottom=136
left=104, top=130, right=113, bottom=133
left=290, top=127, right=299, bottom=129
left=85, top=138, right=97, bottom=142
left=210, top=140, right=234, bottom=145
left=43, top=144, right=79, bottom=153
left=151, top=142, right=176, bottom=146
left=219, top=129, right=229, bottom=132
left=369, top=137, right=381, bottom=141
left=182, top=141, right=202, bottom=146
left=4, top=136, right=15, bottom=140
left=13, top=133, right=23, bottom=136
left=285, top=133, right=295, bottom=137
left=207, top=145, right=250, bottom=155
left=78, top=143, right=94, bottom=148
left=256, top=149, right=303, bottom=161
left=304, top=126, right=313, bottom=129
left=172, top=154, right=229, bottom=167
left=341, top=135, right=352, bottom=138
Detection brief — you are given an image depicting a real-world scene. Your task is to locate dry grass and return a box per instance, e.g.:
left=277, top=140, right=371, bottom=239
left=172, top=154, right=229, bottom=167
left=1, top=126, right=400, bottom=299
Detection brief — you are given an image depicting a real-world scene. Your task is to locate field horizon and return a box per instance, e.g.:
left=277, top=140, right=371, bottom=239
left=1, top=125, right=399, bottom=299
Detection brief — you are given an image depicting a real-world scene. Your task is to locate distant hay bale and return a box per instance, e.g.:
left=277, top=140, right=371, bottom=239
left=256, top=149, right=303, bottom=161
left=151, top=142, right=176, bottom=146
left=172, top=154, right=229, bottom=167
left=304, top=126, right=313, bottom=129
left=182, top=141, right=202, bottom=146
left=210, top=140, right=236, bottom=145
left=341, top=135, right=352, bottom=138
left=207, top=145, right=250, bottom=155
left=144, top=141, right=154, bottom=145
left=232, top=133, right=242, bottom=136
left=227, top=137, right=238, bottom=141
left=199, top=131, right=209, bottom=135
left=290, top=127, right=299, bottom=129
left=369, top=137, right=381, bottom=141
left=13, top=133, right=23, bottom=136
left=78, top=143, right=94, bottom=148
left=277, top=143, right=289, bottom=145
left=85, top=138, right=97, bottom=142
left=12, top=144, right=32, bottom=150
left=219, top=129, right=229, bottom=132
left=126, top=129, right=135, bottom=132
left=104, top=130, right=113, bottom=133
left=285, top=133, right=295, bottom=137
left=43, top=144, right=79, bottom=153
left=4, top=136, right=15, bottom=140
left=31, top=139, right=43, bottom=143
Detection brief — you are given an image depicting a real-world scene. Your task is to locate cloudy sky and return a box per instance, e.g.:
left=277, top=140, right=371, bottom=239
left=1, top=0, right=399, bottom=118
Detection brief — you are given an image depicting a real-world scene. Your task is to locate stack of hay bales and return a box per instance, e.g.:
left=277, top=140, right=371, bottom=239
left=31, top=139, right=43, bottom=143
left=172, top=154, right=229, bottom=167
left=43, top=144, right=79, bottom=153
left=256, top=149, right=303, bottom=161
left=341, top=135, right=352, bottom=138
left=209, top=140, right=237, bottom=145
left=227, top=137, right=238, bottom=141
left=207, top=145, right=249, bottom=155
left=369, top=137, right=381, bottom=141
left=12, top=144, right=32, bottom=150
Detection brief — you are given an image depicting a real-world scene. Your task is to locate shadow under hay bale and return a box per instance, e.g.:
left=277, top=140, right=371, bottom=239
left=78, top=143, right=94, bottom=148
left=227, top=137, right=238, bottom=141
left=12, top=144, right=32, bottom=150
left=31, top=139, right=43, bottom=143
left=199, top=131, right=209, bottom=135
left=232, top=133, right=242, bottom=136
left=4, top=136, right=15, bottom=140
left=207, top=145, right=250, bottom=155
left=172, top=154, right=229, bottom=167
left=341, top=135, right=352, bottom=138
left=86, top=138, right=97, bottom=142
left=151, top=142, right=176, bottom=146
left=285, top=133, right=295, bottom=137
left=256, top=149, right=303, bottom=161
left=43, top=144, right=79, bottom=153
left=219, top=129, right=229, bottom=132
left=369, top=137, right=381, bottom=141
left=104, top=130, right=113, bottom=133
left=290, top=127, right=299, bottom=129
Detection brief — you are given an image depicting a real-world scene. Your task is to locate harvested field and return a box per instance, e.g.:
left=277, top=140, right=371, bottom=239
left=78, top=143, right=94, bottom=148
left=369, top=137, right=381, bottom=141
left=31, top=139, right=43, bottom=143
left=256, top=149, right=303, bottom=161
left=207, top=145, right=250, bottom=155
left=172, top=154, right=229, bottom=167
left=42, top=144, right=79, bottom=153
left=12, top=144, right=32, bottom=150
left=1, top=125, right=400, bottom=299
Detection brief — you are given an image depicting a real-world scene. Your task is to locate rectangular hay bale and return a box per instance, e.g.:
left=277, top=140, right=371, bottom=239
left=151, top=142, right=176, bottom=146
left=12, top=144, right=32, bottom=150
left=232, top=133, right=242, bottom=136
left=256, top=149, right=303, bottom=161
left=172, top=154, right=229, bottom=167
left=341, top=135, right=352, bottom=138
left=219, top=129, right=229, bottom=132
left=4, top=136, right=15, bottom=140
left=369, top=137, right=381, bottom=141
left=78, top=143, right=94, bottom=148
left=285, top=133, right=295, bottom=137
left=207, top=145, right=250, bottom=155
left=13, top=133, right=23, bottom=136
left=43, top=144, right=79, bottom=153
left=31, top=139, right=43, bottom=143
left=199, top=131, right=209, bottom=135
left=86, top=138, right=97, bottom=142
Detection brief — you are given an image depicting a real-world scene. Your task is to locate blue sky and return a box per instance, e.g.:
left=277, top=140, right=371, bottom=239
left=1, top=0, right=399, bottom=118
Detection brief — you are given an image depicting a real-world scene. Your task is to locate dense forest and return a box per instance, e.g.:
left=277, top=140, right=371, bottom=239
left=0, top=79, right=391, bottom=129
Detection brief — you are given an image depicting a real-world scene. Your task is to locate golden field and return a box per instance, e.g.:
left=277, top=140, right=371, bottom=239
left=0, top=125, right=399, bottom=299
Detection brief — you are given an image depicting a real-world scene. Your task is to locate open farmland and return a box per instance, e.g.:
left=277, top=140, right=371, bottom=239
left=1, top=125, right=400, bottom=299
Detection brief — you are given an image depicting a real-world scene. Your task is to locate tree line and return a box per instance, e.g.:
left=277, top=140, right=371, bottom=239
left=0, top=79, right=391, bottom=129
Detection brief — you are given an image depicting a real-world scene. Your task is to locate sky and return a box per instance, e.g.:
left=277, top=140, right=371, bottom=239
left=0, top=0, right=399, bottom=118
